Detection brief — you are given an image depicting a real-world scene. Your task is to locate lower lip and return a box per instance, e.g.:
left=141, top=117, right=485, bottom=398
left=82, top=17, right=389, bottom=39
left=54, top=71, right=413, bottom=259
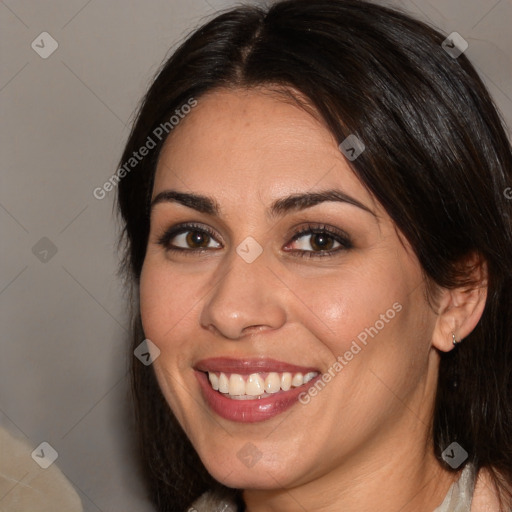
left=195, top=371, right=318, bottom=423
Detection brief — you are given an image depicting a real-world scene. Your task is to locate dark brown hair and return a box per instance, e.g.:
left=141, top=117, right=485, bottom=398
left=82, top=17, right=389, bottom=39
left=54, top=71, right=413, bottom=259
left=116, top=1, right=512, bottom=510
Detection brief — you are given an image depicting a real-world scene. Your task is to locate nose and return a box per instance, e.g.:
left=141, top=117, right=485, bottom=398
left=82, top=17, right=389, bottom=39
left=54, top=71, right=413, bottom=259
left=199, top=249, right=287, bottom=340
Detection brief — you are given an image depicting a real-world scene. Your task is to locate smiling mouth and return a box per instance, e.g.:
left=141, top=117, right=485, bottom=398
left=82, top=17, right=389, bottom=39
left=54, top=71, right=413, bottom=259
left=194, top=357, right=322, bottom=422
left=205, top=371, right=319, bottom=400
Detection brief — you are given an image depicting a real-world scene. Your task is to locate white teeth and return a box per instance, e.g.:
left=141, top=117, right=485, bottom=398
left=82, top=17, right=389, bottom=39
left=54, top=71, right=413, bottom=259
left=208, top=372, right=219, bottom=391
left=229, top=374, right=245, bottom=396
left=264, top=372, right=281, bottom=393
left=207, top=370, right=318, bottom=397
left=218, top=373, right=229, bottom=393
left=291, top=372, right=304, bottom=387
left=304, top=372, right=317, bottom=384
left=229, top=394, right=261, bottom=400
left=246, top=373, right=265, bottom=396
left=281, top=372, right=292, bottom=391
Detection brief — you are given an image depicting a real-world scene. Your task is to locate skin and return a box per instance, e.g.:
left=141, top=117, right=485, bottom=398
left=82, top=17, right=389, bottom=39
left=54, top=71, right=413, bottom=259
left=139, top=87, right=488, bottom=512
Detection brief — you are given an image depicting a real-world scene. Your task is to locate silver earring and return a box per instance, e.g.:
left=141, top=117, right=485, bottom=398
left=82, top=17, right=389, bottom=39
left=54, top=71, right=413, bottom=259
left=452, top=333, right=461, bottom=345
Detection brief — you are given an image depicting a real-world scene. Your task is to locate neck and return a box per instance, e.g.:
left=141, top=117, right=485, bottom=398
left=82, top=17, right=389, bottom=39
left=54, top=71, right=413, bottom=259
left=243, top=448, right=458, bottom=512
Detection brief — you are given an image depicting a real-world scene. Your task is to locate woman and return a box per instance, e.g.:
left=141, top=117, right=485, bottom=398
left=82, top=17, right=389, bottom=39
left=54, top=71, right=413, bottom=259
left=116, top=0, right=512, bottom=510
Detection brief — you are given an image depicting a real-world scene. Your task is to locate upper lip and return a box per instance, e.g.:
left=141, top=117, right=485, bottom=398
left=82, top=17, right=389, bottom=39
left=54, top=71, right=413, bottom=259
left=195, top=357, right=320, bottom=374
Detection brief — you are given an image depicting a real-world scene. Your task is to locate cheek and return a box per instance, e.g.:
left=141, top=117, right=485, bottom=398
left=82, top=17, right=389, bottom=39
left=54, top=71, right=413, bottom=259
left=292, top=263, right=408, bottom=357
left=139, top=259, right=199, bottom=349
left=139, top=259, right=202, bottom=422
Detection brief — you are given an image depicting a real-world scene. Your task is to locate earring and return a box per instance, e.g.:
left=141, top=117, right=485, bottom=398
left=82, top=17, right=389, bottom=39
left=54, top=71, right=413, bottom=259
left=452, top=332, right=461, bottom=346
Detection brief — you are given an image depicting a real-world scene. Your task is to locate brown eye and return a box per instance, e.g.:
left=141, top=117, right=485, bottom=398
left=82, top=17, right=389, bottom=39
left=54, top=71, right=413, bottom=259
left=157, top=224, right=222, bottom=252
left=284, top=224, right=353, bottom=258
left=288, top=231, right=341, bottom=253
left=185, top=230, right=211, bottom=248
left=309, top=233, right=336, bottom=251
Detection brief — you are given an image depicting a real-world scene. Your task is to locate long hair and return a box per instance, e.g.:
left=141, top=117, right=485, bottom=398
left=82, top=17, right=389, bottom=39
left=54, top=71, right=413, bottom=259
left=116, top=1, right=512, bottom=510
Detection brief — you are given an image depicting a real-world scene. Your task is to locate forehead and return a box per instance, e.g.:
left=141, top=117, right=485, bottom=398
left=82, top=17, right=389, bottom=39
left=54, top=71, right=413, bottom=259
left=153, top=88, right=374, bottom=210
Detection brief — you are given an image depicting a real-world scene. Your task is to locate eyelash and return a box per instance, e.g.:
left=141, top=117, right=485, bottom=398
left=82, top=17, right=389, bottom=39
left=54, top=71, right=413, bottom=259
left=156, top=222, right=353, bottom=258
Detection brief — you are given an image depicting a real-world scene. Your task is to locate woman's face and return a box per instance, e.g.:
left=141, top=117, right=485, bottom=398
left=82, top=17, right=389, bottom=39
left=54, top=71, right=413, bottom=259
left=140, top=88, right=440, bottom=490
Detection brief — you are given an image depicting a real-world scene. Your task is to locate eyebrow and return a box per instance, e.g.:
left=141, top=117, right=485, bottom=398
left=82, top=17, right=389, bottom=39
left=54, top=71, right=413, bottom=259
left=150, top=189, right=376, bottom=218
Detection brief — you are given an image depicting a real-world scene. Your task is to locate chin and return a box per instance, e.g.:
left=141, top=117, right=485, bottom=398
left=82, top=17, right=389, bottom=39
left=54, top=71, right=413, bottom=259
left=198, top=446, right=300, bottom=490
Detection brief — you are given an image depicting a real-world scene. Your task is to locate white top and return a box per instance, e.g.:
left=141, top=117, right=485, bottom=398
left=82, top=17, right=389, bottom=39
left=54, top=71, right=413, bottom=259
left=191, top=464, right=475, bottom=512
left=434, top=463, right=475, bottom=512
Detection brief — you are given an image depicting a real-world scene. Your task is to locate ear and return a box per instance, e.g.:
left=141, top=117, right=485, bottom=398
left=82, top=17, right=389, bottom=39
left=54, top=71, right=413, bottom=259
left=431, top=255, right=488, bottom=352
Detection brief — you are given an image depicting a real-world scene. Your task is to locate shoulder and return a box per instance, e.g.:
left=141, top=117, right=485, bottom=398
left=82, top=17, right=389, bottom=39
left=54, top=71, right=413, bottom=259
left=471, top=467, right=507, bottom=512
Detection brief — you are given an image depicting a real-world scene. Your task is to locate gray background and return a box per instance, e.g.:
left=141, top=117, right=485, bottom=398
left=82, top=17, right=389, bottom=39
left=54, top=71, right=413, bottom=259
left=1, top=1, right=510, bottom=510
